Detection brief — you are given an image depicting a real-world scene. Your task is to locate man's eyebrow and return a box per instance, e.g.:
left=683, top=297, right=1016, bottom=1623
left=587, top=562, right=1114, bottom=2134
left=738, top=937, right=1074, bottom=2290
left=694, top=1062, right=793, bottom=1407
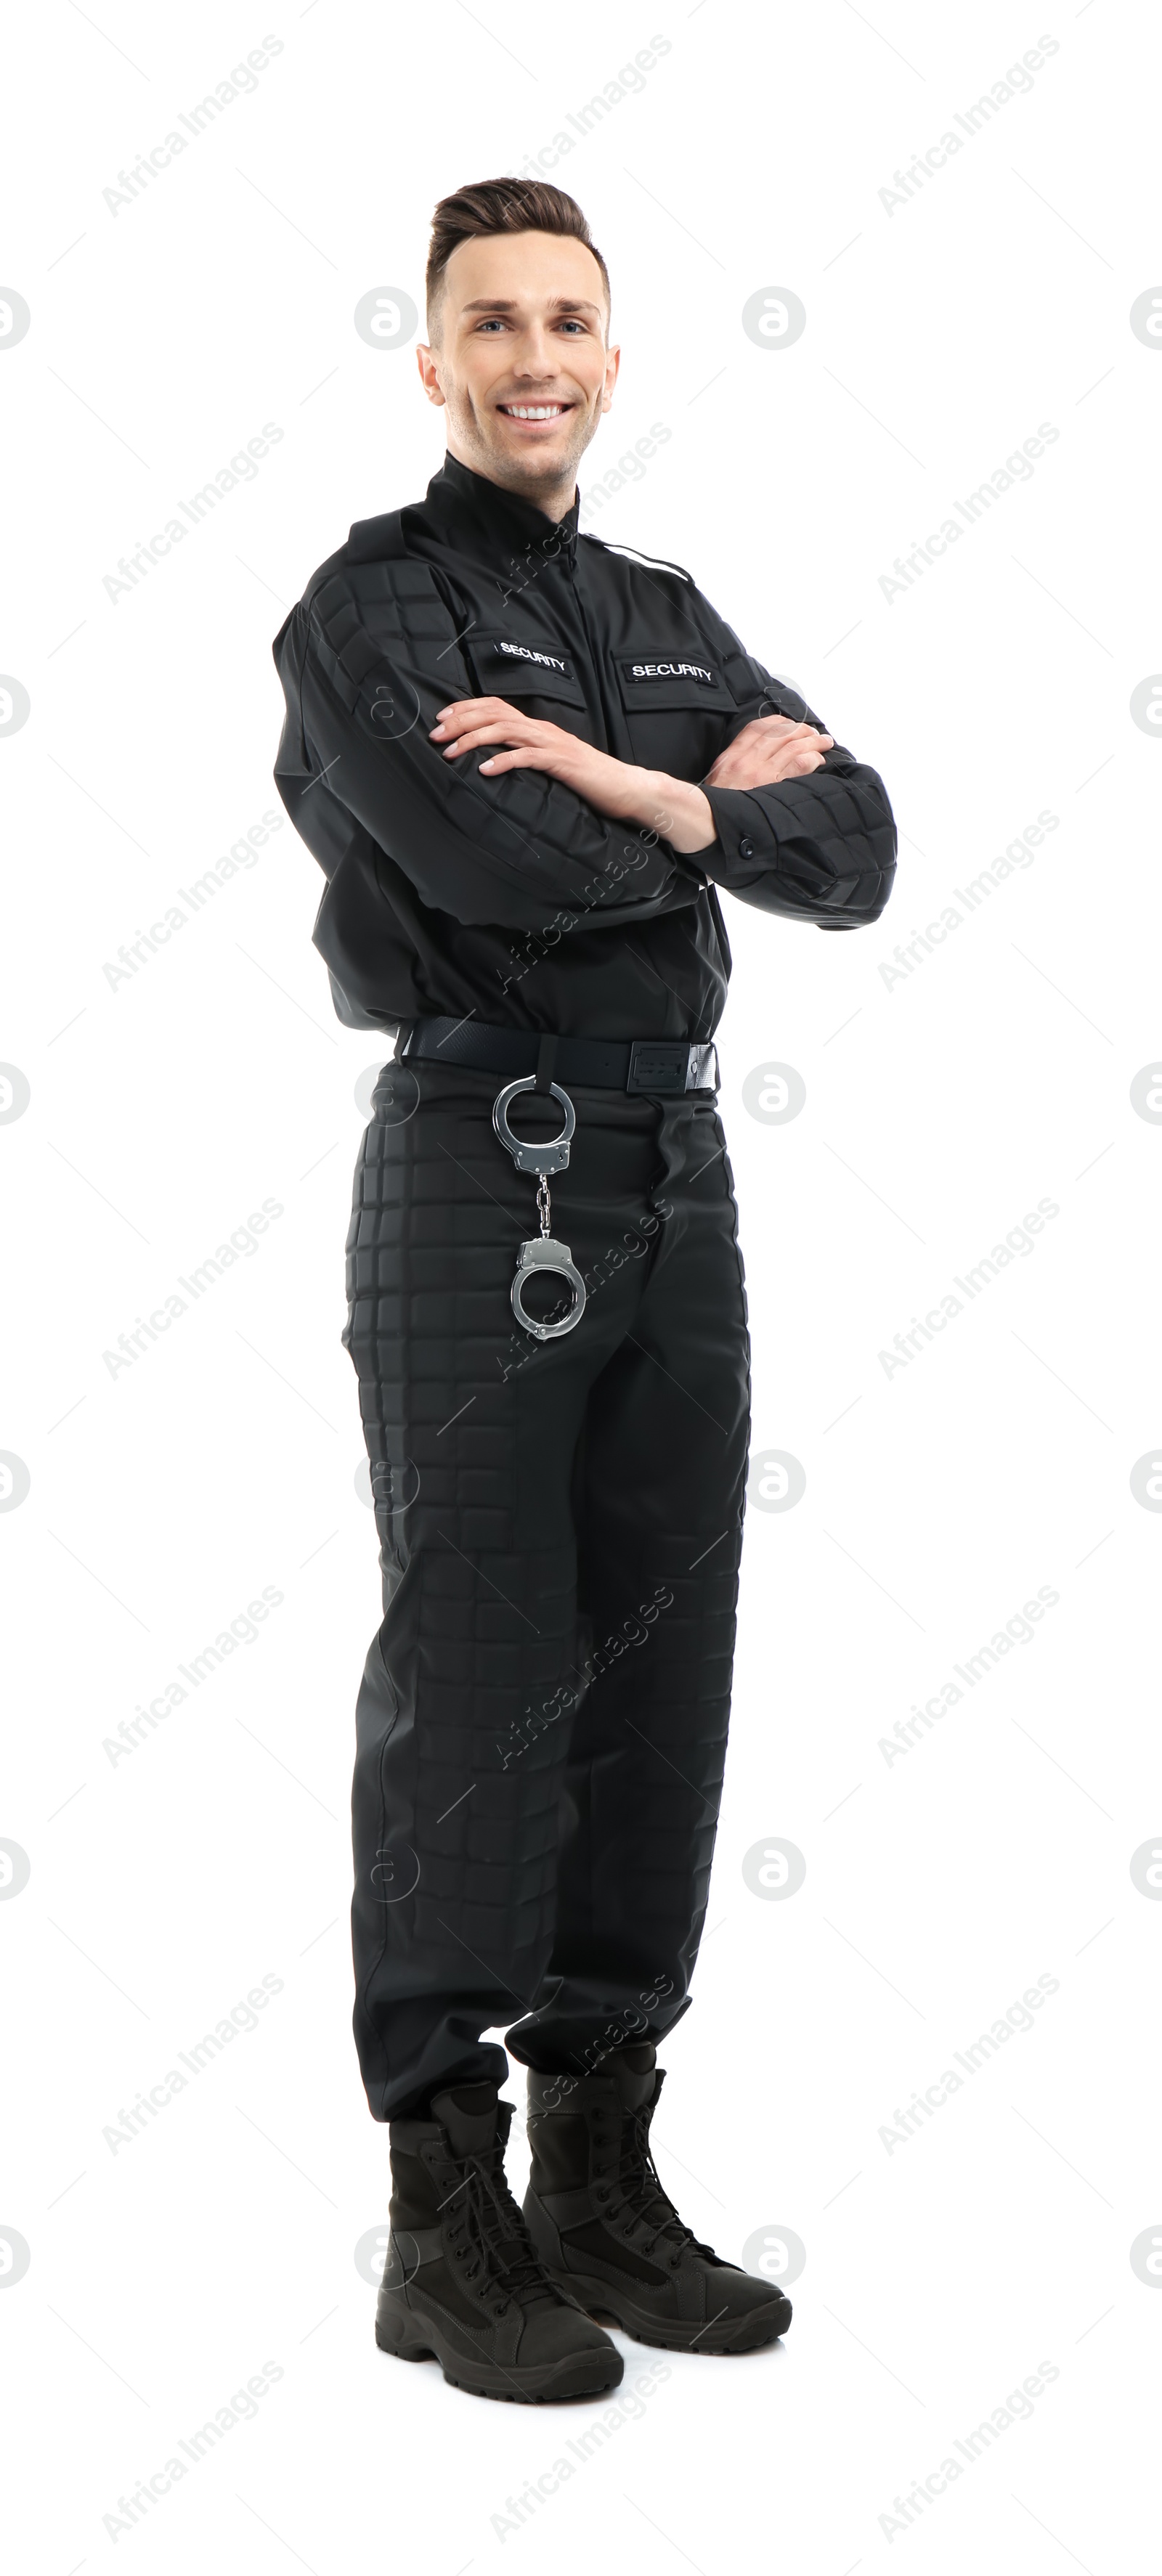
left=458, top=297, right=603, bottom=317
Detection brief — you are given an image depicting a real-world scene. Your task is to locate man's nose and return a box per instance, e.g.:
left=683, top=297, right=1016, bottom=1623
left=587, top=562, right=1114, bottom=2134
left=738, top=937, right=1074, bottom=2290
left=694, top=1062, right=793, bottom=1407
left=510, top=329, right=562, bottom=377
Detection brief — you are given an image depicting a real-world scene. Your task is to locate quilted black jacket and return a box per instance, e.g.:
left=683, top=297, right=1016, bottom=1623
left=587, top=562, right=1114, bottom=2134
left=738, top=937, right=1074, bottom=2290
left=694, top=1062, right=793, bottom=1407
left=272, top=452, right=895, bottom=1036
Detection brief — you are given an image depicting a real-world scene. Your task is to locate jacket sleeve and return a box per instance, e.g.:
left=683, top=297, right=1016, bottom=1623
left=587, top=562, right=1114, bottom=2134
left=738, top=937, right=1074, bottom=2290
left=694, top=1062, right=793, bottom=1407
left=684, top=591, right=897, bottom=930
left=272, top=556, right=683, bottom=934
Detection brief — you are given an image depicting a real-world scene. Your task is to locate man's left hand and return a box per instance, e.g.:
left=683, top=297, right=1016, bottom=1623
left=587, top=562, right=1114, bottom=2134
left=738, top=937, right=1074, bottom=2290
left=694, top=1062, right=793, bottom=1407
left=704, top=713, right=833, bottom=788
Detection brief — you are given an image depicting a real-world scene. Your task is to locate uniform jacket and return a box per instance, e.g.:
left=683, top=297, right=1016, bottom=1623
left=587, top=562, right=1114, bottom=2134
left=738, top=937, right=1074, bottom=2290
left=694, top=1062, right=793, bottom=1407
left=271, top=452, right=896, bottom=1037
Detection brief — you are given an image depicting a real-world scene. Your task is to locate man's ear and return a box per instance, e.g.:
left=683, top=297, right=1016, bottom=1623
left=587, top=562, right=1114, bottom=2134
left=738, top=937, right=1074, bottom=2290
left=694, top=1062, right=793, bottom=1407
left=416, top=344, right=447, bottom=407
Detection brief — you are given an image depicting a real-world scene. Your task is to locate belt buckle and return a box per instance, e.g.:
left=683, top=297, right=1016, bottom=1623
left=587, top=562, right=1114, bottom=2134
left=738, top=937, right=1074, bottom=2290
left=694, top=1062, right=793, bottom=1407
left=627, top=1040, right=693, bottom=1096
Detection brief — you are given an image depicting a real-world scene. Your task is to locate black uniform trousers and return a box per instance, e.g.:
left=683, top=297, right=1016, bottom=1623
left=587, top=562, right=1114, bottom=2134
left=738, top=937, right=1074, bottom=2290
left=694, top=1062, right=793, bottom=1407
left=343, top=1051, right=752, bottom=2121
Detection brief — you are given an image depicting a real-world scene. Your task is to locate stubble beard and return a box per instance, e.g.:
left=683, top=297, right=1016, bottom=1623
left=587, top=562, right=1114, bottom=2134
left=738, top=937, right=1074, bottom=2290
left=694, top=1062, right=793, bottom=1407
left=450, top=384, right=600, bottom=514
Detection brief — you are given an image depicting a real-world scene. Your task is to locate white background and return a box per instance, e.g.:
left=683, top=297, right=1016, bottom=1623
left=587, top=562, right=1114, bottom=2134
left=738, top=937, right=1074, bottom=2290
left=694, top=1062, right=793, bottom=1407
left=3, top=1, right=1161, bottom=2567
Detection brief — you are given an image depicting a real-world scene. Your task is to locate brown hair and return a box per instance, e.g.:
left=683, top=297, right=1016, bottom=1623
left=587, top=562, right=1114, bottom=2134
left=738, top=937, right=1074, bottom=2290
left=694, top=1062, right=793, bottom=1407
left=425, top=176, right=610, bottom=339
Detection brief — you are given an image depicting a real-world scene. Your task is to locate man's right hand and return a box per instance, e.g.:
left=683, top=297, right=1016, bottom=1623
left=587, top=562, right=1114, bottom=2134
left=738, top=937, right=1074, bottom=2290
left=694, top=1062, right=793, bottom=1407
left=704, top=713, right=833, bottom=790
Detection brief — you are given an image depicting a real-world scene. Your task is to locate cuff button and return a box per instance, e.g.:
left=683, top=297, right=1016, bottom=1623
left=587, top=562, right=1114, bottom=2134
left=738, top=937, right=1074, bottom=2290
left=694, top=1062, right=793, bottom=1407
left=739, top=837, right=755, bottom=858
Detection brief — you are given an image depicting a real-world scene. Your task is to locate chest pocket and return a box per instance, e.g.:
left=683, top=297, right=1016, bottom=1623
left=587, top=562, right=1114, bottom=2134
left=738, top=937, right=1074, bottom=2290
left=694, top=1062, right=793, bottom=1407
left=465, top=629, right=588, bottom=712
left=614, top=647, right=739, bottom=779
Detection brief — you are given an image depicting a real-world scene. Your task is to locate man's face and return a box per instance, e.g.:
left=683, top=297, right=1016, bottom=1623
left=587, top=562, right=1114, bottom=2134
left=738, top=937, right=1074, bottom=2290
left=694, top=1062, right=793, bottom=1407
left=417, top=230, right=619, bottom=506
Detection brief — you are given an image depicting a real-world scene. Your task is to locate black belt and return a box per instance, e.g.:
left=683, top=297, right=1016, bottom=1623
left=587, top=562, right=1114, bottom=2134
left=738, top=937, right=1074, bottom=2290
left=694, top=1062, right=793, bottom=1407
left=399, top=1016, right=719, bottom=1096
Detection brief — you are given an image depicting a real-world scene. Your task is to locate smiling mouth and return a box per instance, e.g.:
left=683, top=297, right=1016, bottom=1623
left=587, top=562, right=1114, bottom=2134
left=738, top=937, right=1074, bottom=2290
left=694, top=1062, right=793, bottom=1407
left=497, top=402, right=573, bottom=422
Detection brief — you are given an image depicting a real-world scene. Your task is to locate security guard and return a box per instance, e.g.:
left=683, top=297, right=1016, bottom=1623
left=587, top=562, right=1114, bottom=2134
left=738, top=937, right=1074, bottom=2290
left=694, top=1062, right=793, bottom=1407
left=272, top=177, right=895, bottom=2403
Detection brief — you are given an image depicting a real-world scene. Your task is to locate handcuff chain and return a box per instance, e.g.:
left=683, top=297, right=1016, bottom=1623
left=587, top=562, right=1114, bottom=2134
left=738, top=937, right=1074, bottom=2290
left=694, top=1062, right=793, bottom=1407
left=536, top=1175, right=552, bottom=1238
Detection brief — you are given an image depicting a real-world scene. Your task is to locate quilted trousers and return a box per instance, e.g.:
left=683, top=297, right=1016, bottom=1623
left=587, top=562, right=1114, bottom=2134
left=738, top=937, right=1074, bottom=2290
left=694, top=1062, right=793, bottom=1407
left=342, top=1051, right=752, bottom=2120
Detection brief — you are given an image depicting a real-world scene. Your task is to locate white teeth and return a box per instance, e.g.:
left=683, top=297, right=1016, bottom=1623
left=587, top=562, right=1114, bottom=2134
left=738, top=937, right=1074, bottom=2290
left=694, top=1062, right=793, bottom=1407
left=502, top=404, right=564, bottom=420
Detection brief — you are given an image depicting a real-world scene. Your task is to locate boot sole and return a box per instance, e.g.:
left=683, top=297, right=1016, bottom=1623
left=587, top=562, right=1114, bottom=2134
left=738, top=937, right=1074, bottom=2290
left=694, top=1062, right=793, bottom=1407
left=549, top=2272, right=793, bottom=2355
left=375, top=2303, right=623, bottom=2403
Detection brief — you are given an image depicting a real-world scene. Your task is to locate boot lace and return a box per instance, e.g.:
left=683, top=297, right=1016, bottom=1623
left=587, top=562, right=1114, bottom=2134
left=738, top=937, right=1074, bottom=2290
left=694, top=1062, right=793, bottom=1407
left=597, top=2103, right=715, bottom=2263
left=443, top=2141, right=565, bottom=2312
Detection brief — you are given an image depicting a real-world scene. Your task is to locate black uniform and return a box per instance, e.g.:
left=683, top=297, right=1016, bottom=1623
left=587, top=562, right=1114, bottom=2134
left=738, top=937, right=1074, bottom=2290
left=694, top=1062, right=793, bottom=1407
left=272, top=454, right=895, bottom=2120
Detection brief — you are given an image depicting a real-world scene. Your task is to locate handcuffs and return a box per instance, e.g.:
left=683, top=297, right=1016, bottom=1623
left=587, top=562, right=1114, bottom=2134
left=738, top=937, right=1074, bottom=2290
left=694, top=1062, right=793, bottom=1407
left=491, top=1066, right=587, bottom=1341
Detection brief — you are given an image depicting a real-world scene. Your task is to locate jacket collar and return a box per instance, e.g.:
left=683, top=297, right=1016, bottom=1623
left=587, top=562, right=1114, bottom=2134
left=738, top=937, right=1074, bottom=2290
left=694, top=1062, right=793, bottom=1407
left=423, top=449, right=580, bottom=574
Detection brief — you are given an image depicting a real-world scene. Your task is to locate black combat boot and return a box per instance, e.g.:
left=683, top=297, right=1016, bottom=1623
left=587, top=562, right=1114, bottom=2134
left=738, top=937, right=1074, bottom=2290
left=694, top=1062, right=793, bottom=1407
left=376, top=2081, right=624, bottom=2402
left=523, top=2045, right=792, bottom=2355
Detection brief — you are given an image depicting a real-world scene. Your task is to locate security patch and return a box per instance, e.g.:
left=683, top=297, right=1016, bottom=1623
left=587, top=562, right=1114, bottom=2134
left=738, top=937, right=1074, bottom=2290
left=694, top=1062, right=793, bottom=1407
left=483, top=639, right=574, bottom=678
left=622, top=656, right=718, bottom=686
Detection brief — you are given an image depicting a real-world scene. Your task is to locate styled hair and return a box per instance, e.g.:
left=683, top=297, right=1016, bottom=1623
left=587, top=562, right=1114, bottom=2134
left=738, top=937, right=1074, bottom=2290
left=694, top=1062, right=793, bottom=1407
left=425, top=176, right=610, bottom=338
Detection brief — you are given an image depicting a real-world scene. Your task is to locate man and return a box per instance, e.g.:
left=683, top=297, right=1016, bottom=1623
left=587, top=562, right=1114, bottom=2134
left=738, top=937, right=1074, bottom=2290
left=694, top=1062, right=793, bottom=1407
left=272, top=176, right=895, bottom=2404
